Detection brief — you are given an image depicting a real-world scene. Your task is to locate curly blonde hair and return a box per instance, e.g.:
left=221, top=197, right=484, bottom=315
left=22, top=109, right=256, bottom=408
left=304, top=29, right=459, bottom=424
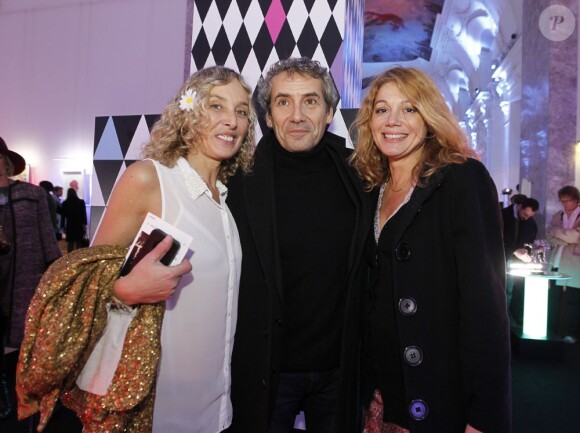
left=142, top=66, right=256, bottom=183
left=349, top=67, right=477, bottom=190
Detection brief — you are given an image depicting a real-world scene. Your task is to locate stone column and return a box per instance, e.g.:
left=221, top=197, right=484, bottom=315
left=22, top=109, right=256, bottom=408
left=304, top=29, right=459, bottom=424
left=520, top=0, right=578, bottom=236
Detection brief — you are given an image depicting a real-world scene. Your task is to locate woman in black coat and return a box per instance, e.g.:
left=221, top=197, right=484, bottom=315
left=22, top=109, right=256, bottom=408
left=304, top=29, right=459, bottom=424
left=60, top=187, right=87, bottom=252
left=350, top=67, right=511, bottom=433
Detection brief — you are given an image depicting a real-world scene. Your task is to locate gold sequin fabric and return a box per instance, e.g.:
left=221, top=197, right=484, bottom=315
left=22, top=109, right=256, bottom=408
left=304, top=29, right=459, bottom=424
left=16, top=245, right=165, bottom=432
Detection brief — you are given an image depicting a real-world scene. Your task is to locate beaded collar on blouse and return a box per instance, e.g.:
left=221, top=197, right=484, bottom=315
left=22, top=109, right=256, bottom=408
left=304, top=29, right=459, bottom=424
left=175, top=157, right=227, bottom=201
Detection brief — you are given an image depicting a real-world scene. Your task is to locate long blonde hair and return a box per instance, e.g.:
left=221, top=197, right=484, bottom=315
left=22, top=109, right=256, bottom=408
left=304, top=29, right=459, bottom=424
left=350, top=67, right=476, bottom=190
left=142, top=66, right=256, bottom=183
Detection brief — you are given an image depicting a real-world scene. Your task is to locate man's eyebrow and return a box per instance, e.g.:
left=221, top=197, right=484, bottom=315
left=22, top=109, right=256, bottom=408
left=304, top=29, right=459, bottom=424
left=273, top=92, right=322, bottom=99
left=302, top=92, right=322, bottom=99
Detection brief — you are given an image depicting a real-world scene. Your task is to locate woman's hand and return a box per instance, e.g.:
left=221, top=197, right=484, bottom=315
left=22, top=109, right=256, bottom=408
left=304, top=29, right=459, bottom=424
left=465, top=424, right=483, bottom=433
left=113, top=235, right=192, bottom=305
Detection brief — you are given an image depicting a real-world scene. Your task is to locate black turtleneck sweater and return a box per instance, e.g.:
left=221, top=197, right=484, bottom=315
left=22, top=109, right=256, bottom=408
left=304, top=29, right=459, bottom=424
left=273, top=138, right=355, bottom=372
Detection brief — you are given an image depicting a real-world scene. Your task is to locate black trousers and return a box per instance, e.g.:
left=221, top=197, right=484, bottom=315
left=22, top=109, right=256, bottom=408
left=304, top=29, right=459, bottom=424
left=268, top=368, right=340, bottom=433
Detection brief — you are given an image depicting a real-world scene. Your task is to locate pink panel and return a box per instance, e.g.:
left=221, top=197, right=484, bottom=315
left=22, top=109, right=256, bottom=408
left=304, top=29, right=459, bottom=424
left=265, top=0, right=286, bottom=43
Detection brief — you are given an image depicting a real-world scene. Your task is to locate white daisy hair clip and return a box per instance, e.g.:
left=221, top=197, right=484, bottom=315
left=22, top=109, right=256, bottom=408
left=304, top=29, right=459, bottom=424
left=179, top=88, right=197, bottom=112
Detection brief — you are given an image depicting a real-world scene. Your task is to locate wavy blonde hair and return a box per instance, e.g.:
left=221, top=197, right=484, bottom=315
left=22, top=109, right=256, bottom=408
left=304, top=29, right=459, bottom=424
left=350, top=67, right=477, bottom=190
left=142, top=66, right=256, bottom=183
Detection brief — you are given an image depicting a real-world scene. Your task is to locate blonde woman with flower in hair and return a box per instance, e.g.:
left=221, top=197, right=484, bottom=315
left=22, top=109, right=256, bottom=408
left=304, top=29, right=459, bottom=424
left=17, top=66, right=256, bottom=433
left=350, top=67, right=511, bottom=433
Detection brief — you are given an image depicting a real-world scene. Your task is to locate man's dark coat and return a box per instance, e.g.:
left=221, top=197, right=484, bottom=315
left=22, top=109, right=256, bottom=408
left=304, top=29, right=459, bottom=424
left=226, top=131, right=372, bottom=433
left=501, top=204, right=537, bottom=258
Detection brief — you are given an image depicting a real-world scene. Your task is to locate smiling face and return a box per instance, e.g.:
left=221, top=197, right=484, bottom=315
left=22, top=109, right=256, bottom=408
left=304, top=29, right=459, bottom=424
left=266, top=72, right=333, bottom=152
left=194, top=79, right=250, bottom=164
left=370, top=82, right=427, bottom=163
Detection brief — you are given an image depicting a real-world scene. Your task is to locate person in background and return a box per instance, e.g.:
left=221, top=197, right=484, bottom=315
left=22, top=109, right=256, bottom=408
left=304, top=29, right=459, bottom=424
left=17, top=66, right=256, bottom=433
left=53, top=185, right=63, bottom=202
left=39, top=180, right=60, bottom=241
left=501, top=196, right=539, bottom=257
left=226, top=57, right=372, bottom=433
left=501, top=196, right=539, bottom=325
left=0, top=137, right=61, bottom=419
left=53, top=186, right=64, bottom=241
left=547, top=185, right=580, bottom=344
left=60, top=187, right=88, bottom=252
left=350, top=67, right=511, bottom=432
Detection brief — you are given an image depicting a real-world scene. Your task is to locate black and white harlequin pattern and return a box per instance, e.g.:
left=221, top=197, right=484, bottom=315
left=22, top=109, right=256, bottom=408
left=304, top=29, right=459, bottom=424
left=90, top=114, right=159, bottom=236
left=190, top=0, right=352, bottom=139
left=91, top=1, right=364, bottom=236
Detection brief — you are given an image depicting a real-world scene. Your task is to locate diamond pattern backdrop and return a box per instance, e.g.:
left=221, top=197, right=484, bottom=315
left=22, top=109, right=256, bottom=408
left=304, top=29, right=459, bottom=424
left=90, top=114, right=159, bottom=236
left=190, top=0, right=355, bottom=139
left=91, top=0, right=363, bottom=237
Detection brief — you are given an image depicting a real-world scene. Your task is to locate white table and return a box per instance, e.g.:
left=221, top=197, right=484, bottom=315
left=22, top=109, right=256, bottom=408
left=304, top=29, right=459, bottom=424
left=508, top=272, right=571, bottom=339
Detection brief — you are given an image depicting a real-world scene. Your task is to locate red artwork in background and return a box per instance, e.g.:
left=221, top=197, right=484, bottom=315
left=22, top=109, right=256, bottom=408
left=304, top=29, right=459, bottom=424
left=363, top=0, right=444, bottom=63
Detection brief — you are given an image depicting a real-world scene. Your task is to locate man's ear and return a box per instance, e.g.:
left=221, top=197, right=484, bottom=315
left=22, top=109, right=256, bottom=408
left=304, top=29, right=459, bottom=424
left=325, top=106, right=334, bottom=125
left=266, top=112, right=273, bottom=128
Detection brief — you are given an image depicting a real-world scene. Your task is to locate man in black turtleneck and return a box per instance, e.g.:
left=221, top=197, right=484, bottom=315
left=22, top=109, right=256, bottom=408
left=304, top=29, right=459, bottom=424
left=226, top=58, right=372, bottom=433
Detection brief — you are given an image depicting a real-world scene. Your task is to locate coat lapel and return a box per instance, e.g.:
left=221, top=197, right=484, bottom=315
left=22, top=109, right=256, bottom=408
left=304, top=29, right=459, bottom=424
left=325, top=135, right=372, bottom=280
left=379, top=167, right=449, bottom=248
left=243, top=135, right=285, bottom=301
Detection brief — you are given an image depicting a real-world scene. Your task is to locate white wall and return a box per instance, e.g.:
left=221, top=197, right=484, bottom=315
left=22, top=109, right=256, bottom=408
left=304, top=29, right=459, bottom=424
left=0, top=0, right=189, bottom=189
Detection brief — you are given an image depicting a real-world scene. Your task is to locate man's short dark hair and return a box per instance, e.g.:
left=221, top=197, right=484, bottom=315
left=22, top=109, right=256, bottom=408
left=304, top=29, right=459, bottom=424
left=558, top=185, right=580, bottom=202
left=510, top=193, right=527, bottom=205
left=521, top=198, right=539, bottom=212
left=39, top=180, right=54, bottom=192
left=257, top=57, right=339, bottom=114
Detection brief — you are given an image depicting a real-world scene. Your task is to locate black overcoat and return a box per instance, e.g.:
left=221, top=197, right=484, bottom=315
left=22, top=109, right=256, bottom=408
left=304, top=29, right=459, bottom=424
left=61, top=197, right=87, bottom=242
left=226, top=131, right=373, bottom=433
left=367, top=158, right=511, bottom=432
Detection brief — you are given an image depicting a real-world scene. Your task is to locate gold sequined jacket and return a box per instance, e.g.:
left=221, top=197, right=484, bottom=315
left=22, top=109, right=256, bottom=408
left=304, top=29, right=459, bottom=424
left=16, top=245, right=164, bottom=432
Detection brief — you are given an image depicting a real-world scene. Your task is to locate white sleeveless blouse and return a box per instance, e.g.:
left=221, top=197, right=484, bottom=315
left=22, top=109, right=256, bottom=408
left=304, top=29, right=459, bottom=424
left=151, top=157, right=242, bottom=433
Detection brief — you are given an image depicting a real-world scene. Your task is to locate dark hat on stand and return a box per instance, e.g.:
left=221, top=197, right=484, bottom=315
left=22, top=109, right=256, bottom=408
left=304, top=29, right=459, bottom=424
left=0, top=136, right=26, bottom=176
